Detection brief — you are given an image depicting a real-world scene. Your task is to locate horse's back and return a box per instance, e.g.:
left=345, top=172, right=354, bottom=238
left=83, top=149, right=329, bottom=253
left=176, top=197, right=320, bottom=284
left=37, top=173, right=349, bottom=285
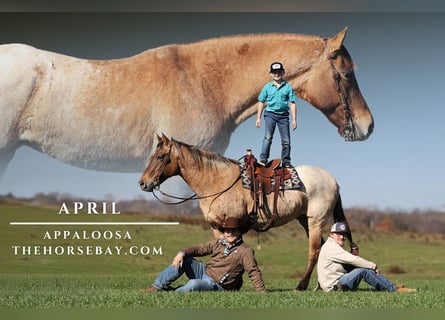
left=295, top=164, right=339, bottom=203
left=0, top=43, right=53, bottom=91
left=0, top=42, right=37, bottom=54
left=0, top=44, right=90, bottom=151
left=0, top=43, right=40, bottom=72
left=0, top=43, right=53, bottom=69
left=0, top=44, right=46, bottom=148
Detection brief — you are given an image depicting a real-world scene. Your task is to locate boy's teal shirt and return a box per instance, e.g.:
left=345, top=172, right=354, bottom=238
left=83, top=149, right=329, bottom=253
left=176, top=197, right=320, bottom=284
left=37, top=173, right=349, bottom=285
left=258, top=80, right=296, bottom=114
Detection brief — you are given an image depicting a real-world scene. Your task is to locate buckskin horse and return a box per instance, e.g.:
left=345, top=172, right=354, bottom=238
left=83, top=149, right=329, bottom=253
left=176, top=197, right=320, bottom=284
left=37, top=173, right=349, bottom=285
left=139, top=134, right=357, bottom=291
left=0, top=28, right=373, bottom=178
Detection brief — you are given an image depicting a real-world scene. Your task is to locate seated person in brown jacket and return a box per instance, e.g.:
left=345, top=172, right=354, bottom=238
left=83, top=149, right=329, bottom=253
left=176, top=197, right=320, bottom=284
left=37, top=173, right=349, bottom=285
left=143, top=217, right=265, bottom=292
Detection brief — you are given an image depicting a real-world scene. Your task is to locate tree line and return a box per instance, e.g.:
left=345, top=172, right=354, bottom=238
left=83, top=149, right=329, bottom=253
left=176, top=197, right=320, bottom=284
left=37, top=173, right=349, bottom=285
left=1, top=192, right=444, bottom=234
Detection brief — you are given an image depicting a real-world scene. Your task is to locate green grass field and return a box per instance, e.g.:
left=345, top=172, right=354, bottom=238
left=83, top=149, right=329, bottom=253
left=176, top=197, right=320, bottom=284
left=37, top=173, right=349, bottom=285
left=1, top=202, right=444, bottom=309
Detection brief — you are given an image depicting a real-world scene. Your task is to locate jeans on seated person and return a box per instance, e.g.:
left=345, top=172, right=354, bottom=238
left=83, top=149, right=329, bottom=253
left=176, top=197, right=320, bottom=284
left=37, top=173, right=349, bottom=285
left=153, top=256, right=224, bottom=292
left=337, top=267, right=397, bottom=292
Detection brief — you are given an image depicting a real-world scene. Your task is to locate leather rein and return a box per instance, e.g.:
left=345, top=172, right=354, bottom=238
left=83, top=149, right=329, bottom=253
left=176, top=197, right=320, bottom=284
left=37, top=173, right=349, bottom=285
left=150, top=145, right=241, bottom=205
left=152, top=176, right=241, bottom=205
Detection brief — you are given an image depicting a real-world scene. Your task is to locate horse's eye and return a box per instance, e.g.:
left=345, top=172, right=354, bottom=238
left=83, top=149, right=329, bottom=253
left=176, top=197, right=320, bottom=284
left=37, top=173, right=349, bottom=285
left=157, top=155, right=164, bottom=161
left=343, top=70, right=352, bottom=79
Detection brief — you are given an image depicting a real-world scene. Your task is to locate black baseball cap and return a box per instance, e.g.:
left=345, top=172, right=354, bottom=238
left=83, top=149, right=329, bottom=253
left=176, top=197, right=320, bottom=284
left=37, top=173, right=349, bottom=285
left=270, top=62, right=285, bottom=73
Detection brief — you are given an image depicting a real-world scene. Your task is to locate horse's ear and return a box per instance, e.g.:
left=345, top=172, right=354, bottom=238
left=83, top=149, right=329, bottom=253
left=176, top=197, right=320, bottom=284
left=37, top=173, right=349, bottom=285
left=327, top=27, right=348, bottom=55
left=161, top=133, right=170, bottom=144
left=156, top=134, right=163, bottom=143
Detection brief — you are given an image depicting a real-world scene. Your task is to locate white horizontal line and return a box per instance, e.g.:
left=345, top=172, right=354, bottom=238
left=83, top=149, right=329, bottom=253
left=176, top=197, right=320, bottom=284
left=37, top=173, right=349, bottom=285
left=9, top=222, right=180, bottom=226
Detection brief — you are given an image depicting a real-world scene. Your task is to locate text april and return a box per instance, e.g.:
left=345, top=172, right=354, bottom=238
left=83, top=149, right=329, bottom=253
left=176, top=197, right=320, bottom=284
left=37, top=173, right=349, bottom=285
left=58, top=202, right=121, bottom=214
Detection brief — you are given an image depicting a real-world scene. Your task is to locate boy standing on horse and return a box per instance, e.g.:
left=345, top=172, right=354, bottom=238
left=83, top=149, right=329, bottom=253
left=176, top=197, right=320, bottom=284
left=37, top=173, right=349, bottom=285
left=256, top=62, right=297, bottom=168
left=143, top=217, right=265, bottom=292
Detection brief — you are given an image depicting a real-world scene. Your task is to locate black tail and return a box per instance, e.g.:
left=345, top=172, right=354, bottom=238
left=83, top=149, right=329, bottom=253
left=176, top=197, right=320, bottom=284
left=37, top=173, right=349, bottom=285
left=333, top=194, right=356, bottom=249
left=333, top=194, right=347, bottom=224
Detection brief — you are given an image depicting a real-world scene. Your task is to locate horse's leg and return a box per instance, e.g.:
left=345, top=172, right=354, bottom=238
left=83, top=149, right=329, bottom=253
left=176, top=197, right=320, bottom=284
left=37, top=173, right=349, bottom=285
left=296, top=215, right=309, bottom=237
left=296, top=194, right=355, bottom=290
left=295, top=215, right=324, bottom=291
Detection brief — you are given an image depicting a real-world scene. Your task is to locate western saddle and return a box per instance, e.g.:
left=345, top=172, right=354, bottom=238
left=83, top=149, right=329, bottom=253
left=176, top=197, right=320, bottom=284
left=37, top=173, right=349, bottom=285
left=242, top=150, right=293, bottom=231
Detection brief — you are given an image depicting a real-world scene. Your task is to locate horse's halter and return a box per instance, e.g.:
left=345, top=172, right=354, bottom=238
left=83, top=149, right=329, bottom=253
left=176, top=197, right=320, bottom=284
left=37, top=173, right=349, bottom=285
left=151, top=143, right=172, bottom=189
left=326, top=47, right=355, bottom=141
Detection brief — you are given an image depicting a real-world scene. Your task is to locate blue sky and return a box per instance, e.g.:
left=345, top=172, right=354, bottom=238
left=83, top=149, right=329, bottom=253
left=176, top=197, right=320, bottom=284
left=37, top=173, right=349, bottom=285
left=0, top=12, right=444, bottom=211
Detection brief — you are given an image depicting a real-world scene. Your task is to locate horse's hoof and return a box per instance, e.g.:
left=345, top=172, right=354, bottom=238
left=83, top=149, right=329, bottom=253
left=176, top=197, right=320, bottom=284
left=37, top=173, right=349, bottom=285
left=294, top=285, right=307, bottom=291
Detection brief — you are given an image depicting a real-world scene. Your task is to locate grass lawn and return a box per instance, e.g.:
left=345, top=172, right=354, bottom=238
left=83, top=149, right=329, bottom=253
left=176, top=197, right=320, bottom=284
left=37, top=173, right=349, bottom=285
left=1, top=203, right=444, bottom=311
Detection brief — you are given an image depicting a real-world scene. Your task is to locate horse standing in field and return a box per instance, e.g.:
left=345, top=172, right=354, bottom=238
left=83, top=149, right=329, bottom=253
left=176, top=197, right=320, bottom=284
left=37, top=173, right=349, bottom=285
left=0, top=28, right=373, bottom=178
left=139, top=134, right=356, bottom=291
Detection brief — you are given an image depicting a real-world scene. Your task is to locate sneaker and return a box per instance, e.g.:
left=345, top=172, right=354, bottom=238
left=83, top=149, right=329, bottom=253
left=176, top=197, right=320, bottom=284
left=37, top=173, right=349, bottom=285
left=257, top=160, right=267, bottom=167
left=338, top=284, right=348, bottom=291
left=283, top=163, right=293, bottom=168
left=333, top=284, right=348, bottom=291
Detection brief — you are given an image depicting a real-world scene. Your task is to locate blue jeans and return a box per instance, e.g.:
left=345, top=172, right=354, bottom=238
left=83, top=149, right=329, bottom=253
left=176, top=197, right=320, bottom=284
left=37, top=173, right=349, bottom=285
left=338, top=267, right=397, bottom=291
left=152, top=256, right=224, bottom=292
left=260, top=111, right=291, bottom=164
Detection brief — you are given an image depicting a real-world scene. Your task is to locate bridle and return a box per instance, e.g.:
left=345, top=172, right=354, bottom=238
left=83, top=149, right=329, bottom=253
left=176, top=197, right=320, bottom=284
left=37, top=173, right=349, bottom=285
left=149, top=143, right=241, bottom=205
left=150, top=143, right=172, bottom=189
left=326, top=43, right=355, bottom=141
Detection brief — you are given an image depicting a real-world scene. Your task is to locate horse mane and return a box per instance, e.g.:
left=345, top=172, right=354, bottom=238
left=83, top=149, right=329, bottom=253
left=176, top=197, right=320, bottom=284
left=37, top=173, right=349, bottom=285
left=171, top=138, right=238, bottom=170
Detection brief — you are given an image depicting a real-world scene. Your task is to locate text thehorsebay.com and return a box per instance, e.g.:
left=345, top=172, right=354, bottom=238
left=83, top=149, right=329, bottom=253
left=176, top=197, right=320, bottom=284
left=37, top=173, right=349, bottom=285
left=10, top=202, right=175, bottom=257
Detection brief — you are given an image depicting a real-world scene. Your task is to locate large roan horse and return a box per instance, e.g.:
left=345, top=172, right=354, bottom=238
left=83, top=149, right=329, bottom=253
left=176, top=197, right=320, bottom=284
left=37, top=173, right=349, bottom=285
left=0, top=28, right=373, bottom=178
left=139, top=134, right=356, bottom=291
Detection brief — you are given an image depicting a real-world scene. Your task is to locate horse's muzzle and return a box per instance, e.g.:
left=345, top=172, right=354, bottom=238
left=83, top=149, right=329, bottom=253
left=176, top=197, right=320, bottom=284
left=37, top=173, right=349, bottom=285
left=138, top=179, right=155, bottom=192
left=340, top=117, right=374, bottom=142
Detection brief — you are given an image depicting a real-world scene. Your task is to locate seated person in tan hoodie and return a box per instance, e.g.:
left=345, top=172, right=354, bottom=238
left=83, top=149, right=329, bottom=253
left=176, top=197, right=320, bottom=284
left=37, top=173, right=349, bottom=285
left=317, top=222, right=416, bottom=292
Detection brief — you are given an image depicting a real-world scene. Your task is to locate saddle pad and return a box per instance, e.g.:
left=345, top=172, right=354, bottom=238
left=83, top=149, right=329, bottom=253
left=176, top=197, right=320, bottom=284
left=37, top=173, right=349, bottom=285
left=239, top=163, right=303, bottom=191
